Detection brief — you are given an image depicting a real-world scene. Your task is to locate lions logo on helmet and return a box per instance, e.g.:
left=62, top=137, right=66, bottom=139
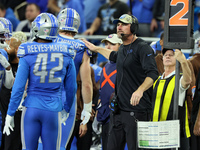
left=30, top=13, right=59, bottom=41
left=57, top=8, right=80, bottom=33
left=0, top=18, right=13, bottom=49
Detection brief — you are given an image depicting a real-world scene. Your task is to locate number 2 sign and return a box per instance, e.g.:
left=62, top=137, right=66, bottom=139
left=164, top=0, right=194, bottom=49
left=169, top=0, right=188, bottom=26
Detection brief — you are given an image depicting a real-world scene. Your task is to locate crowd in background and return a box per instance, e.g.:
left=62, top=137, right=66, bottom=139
left=0, top=0, right=164, bottom=37
left=1, top=0, right=200, bottom=57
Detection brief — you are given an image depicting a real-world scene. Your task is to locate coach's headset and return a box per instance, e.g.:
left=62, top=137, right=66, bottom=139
left=130, top=15, right=139, bottom=34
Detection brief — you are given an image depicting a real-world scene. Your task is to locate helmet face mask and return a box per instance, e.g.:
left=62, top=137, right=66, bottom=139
left=57, top=8, right=80, bottom=33
left=0, top=33, right=10, bottom=42
left=0, top=33, right=10, bottom=49
left=31, top=13, right=59, bottom=41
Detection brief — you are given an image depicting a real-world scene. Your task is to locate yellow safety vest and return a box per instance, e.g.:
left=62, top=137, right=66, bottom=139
left=152, top=75, right=190, bottom=138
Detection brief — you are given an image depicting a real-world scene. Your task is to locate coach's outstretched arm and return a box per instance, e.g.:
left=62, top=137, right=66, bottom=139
left=83, top=40, right=112, bottom=60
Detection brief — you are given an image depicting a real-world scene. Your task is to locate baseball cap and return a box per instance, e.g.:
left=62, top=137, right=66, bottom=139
left=113, top=14, right=133, bottom=24
left=101, top=34, right=122, bottom=44
left=162, top=48, right=175, bottom=55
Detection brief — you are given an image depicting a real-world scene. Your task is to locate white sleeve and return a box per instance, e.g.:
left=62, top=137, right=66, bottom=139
left=4, top=69, right=14, bottom=89
left=178, top=76, right=190, bottom=107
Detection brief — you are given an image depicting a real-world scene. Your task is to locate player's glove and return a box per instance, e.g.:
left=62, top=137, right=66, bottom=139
left=0, top=53, right=10, bottom=69
left=92, top=117, right=102, bottom=135
left=81, top=101, right=92, bottom=125
left=3, top=114, right=14, bottom=136
left=61, top=109, right=69, bottom=125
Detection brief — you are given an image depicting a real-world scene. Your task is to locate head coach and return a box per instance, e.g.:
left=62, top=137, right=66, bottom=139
left=83, top=14, right=158, bottom=150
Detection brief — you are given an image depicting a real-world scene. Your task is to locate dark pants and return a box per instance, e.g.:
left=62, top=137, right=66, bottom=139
left=102, top=122, right=109, bottom=150
left=0, top=111, right=22, bottom=150
left=179, top=137, right=189, bottom=150
left=66, top=120, right=93, bottom=150
left=107, top=110, right=151, bottom=150
left=190, top=122, right=200, bottom=150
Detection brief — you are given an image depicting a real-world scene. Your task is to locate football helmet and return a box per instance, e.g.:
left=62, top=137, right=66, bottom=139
left=0, top=18, right=13, bottom=49
left=30, top=13, right=59, bottom=41
left=57, top=8, right=80, bottom=33
left=0, top=18, right=13, bottom=36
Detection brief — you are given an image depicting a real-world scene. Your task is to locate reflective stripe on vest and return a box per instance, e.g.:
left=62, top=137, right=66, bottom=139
left=185, top=101, right=191, bottom=138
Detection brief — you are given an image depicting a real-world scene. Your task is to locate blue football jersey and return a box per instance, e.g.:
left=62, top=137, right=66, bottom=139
left=55, top=34, right=91, bottom=76
left=7, top=41, right=77, bottom=116
left=0, top=49, right=8, bottom=91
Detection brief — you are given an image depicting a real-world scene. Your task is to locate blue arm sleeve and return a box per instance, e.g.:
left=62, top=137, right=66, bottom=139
left=64, top=59, right=77, bottom=113
left=7, top=58, right=29, bottom=116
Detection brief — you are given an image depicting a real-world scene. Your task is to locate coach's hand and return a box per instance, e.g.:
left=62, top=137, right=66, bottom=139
left=130, top=89, right=143, bottom=106
left=82, top=39, right=99, bottom=53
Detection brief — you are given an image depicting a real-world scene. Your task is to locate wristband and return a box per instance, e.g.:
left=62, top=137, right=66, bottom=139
left=83, top=101, right=92, bottom=112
